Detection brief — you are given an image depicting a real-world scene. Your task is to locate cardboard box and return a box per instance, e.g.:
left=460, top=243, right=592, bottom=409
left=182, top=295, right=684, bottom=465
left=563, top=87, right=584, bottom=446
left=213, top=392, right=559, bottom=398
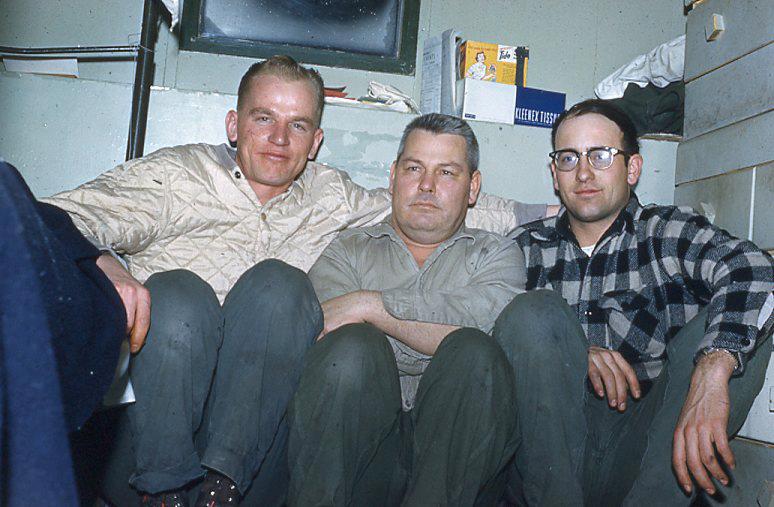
left=514, top=86, right=566, bottom=129
left=456, top=78, right=517, bottom=125
left=456, top=79, right=566, bottom=127
left=458, top=40, right=528, bottom=86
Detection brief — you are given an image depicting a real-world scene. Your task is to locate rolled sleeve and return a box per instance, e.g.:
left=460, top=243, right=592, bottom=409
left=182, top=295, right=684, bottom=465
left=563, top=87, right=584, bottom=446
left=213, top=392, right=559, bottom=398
left=381, top=289, right=418, bottom=322
left=308, top=232, right=362, bottom=302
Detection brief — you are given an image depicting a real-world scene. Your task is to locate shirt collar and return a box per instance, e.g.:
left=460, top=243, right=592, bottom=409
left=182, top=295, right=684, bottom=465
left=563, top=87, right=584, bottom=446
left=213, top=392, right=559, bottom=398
left=216, top=143, right=306, bottom=200
left=535, top=193, right=641, bottom=245
left=364, top=216, right=476, bottom=246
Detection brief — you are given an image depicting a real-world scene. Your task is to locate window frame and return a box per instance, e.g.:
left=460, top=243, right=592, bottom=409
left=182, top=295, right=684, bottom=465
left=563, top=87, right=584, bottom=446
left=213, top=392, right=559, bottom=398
left=179, top=0, right=421, bottom=75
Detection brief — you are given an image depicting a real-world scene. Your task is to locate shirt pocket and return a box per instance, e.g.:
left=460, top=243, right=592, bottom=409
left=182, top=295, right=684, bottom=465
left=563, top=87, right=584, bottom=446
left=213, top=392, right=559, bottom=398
left=598, top=286, right=666, bottom=361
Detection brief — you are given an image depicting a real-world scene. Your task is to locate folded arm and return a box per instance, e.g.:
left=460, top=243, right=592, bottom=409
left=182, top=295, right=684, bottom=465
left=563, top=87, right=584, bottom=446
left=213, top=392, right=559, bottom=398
left=318, top=290, right=457, bottom=355
left=310, top=231, right=526, bottom=353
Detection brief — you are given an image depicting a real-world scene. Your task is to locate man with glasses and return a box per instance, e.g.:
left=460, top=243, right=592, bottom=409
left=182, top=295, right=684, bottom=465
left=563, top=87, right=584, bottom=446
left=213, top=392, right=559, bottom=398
left=494, top=99, right=774, bottom=505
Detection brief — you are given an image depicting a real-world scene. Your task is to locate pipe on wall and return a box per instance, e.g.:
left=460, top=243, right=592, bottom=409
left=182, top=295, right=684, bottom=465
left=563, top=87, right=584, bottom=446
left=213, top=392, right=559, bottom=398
left=125, top=0, right=160, bottom=161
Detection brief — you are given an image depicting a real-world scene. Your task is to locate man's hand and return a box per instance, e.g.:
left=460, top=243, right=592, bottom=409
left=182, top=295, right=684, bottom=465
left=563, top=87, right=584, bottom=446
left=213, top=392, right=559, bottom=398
left=318, top=290, right=380, bottom=339
left=587, top=346, right=641, bottom=412
left=96, top=253, right=151, bottom=353
left=672, top=351, right=737, bottom=496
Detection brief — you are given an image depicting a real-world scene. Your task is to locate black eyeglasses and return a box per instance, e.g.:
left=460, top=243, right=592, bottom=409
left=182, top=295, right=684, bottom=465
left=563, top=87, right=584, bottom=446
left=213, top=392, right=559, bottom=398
left=549, top=147, right=630, bottom=172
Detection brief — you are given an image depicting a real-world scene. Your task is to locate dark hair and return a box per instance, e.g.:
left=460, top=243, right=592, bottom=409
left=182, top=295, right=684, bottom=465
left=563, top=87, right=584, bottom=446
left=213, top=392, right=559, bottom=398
left=396, top=113, right=479, bottom=174
left=551, top=99, right=640, bottom=155
left=237, top=55, right=325, bottom=127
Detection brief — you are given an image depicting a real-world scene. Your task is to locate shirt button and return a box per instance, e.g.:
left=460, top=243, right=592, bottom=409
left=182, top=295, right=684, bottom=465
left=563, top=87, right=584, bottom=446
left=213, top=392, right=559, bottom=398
left=234, top=171, right=242, bottom=179
left=585, top=310, right=592, bottom=316
left=741, top=338, right=751, bottom=346
left=260, top=212, right=267, bottom=221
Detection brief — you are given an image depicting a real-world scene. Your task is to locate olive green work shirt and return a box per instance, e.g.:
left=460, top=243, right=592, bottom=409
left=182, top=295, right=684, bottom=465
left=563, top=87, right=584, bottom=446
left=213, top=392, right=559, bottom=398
left=308, top=220, right=526, bottom=409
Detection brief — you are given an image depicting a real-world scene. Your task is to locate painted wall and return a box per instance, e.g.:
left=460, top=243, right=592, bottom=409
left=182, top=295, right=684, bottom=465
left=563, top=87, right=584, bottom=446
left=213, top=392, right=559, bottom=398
left=1, top=0, right=683, bottom=203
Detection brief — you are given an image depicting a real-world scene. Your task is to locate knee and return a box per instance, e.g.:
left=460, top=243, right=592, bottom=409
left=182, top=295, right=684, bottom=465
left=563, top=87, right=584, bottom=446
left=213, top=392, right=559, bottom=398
left=230, top=259, right=319, bottom=310
left=240, top=259, right=314, bottom=297
left=306, top=324, right=393, bottom=391
left=493, top=290, right=570, bottom=359
left=440, top=328, right=511, bottom=376
left=495, top=290, right=567, bottom=329
left=144, top=269, right=220, bottom=348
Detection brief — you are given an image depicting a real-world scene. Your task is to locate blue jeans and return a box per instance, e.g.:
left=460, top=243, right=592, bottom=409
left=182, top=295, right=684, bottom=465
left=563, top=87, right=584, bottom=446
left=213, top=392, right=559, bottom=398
left=493, top=290, right=771, bottom=507
left=104, top=260, right=322, bottom=501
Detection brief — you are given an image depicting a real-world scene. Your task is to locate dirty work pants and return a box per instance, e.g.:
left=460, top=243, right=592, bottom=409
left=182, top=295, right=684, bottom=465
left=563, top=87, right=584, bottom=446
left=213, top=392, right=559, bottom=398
left=110, top=260, right=322, bottom=500
left=493, top=290, right=771, bottom=507
left=288, top=323, right=519, bottom=506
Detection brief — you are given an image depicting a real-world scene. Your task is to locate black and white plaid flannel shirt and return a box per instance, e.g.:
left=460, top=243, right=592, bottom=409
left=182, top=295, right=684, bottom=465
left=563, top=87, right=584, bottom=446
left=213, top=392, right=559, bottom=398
left=512, top=194, right=774, bottom=381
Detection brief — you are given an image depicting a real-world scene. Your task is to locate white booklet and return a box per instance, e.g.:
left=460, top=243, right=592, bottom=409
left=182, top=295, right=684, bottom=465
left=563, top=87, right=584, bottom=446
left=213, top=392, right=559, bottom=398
left=420, top=28, right=461, bottom=115
left=102, top=339, right=135, bottom=406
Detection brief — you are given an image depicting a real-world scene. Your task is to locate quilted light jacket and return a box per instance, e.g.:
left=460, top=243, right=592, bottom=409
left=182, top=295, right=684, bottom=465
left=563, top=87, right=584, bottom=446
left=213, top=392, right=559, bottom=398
left=44, top=143, right=544, bottom=302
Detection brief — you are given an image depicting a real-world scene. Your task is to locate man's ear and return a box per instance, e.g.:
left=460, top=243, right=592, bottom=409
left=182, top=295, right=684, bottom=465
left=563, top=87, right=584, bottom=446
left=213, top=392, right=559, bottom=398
left=388, top=161, right=397, bottom=194
left=627, top=153, right=643, bottom=186
left=468, top=170, right=482, bottom=206
left=225, top=110, right=239, bottom=144
left=307, top=128, right=324, bottom=160
left=550, top=161, right=560, bottom=192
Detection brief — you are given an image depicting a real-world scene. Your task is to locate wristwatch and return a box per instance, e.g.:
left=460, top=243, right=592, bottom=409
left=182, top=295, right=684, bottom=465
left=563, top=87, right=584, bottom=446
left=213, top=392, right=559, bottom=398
left=697, top=346, right=743, bottom=375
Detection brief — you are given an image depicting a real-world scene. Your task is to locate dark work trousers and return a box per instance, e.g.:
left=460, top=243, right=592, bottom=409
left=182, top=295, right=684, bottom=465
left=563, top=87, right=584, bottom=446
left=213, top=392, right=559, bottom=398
left=493, top=290, right=772, bottom=507
left=287, top=323, right=519, bottom=506
left=102, top=260, right=322, bottom=502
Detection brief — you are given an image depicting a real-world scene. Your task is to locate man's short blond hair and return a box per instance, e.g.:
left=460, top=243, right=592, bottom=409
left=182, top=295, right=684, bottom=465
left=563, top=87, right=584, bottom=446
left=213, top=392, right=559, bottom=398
left=237, top=55, right=325, bottom=127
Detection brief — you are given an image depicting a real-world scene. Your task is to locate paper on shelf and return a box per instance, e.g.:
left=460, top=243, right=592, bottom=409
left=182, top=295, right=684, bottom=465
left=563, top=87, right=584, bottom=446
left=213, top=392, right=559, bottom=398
left=3, top=58, right=79, bottom=78
left=325, top=96, right=413, bottom=113
left=420, top=28, right=460, bottom=115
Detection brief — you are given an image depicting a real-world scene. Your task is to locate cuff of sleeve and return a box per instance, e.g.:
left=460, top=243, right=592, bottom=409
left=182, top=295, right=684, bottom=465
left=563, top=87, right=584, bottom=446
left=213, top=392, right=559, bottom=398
left=698, top=321, right=763, bottom=376
left=382, top=289, right=418, bottom=321
left=693, top=346, right=744, bottom=376
left=99, top=247, right=129, bottom=269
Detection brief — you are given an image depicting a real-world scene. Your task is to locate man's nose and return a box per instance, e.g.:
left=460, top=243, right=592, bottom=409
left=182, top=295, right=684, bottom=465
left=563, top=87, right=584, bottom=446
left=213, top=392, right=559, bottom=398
left=418, top=171, right=435, bottom=192
left=268, top=123, right=289, bottom=145
left=575, top=156, right=595, bottom=182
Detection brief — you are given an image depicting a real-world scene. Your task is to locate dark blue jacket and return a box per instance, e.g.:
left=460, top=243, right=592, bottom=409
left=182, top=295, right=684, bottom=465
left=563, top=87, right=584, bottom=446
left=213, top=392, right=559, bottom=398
left=0, top=161, right=125, bottom=505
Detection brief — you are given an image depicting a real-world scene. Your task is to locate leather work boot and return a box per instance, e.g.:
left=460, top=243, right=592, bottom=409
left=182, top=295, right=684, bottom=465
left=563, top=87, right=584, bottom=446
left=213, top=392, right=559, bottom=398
left=140, top=489, right=189, bottom=507
left=194, top=471, right=241, bottom=506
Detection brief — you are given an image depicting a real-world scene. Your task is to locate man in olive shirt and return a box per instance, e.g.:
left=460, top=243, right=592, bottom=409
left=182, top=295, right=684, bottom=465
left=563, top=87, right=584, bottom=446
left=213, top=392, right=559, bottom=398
left=287, top=114, right=525, bottom=505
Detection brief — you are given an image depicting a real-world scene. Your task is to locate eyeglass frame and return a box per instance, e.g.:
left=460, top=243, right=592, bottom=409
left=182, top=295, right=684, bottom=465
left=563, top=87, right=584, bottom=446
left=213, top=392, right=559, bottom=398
left=548, top=146, right=631, bottom=172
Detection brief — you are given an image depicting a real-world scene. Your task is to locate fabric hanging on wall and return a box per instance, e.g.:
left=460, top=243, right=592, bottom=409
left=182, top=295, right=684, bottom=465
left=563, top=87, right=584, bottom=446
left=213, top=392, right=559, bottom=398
left=595, top=35, right=685, bottom=100
left=160, top=0, right=180, bottom=28
left=608, top=81, right=685, bottom=136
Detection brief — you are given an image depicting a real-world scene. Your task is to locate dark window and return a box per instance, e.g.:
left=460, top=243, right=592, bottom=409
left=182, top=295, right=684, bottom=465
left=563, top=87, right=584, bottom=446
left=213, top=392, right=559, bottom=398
left=180, top=0, right=420, bottom=74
